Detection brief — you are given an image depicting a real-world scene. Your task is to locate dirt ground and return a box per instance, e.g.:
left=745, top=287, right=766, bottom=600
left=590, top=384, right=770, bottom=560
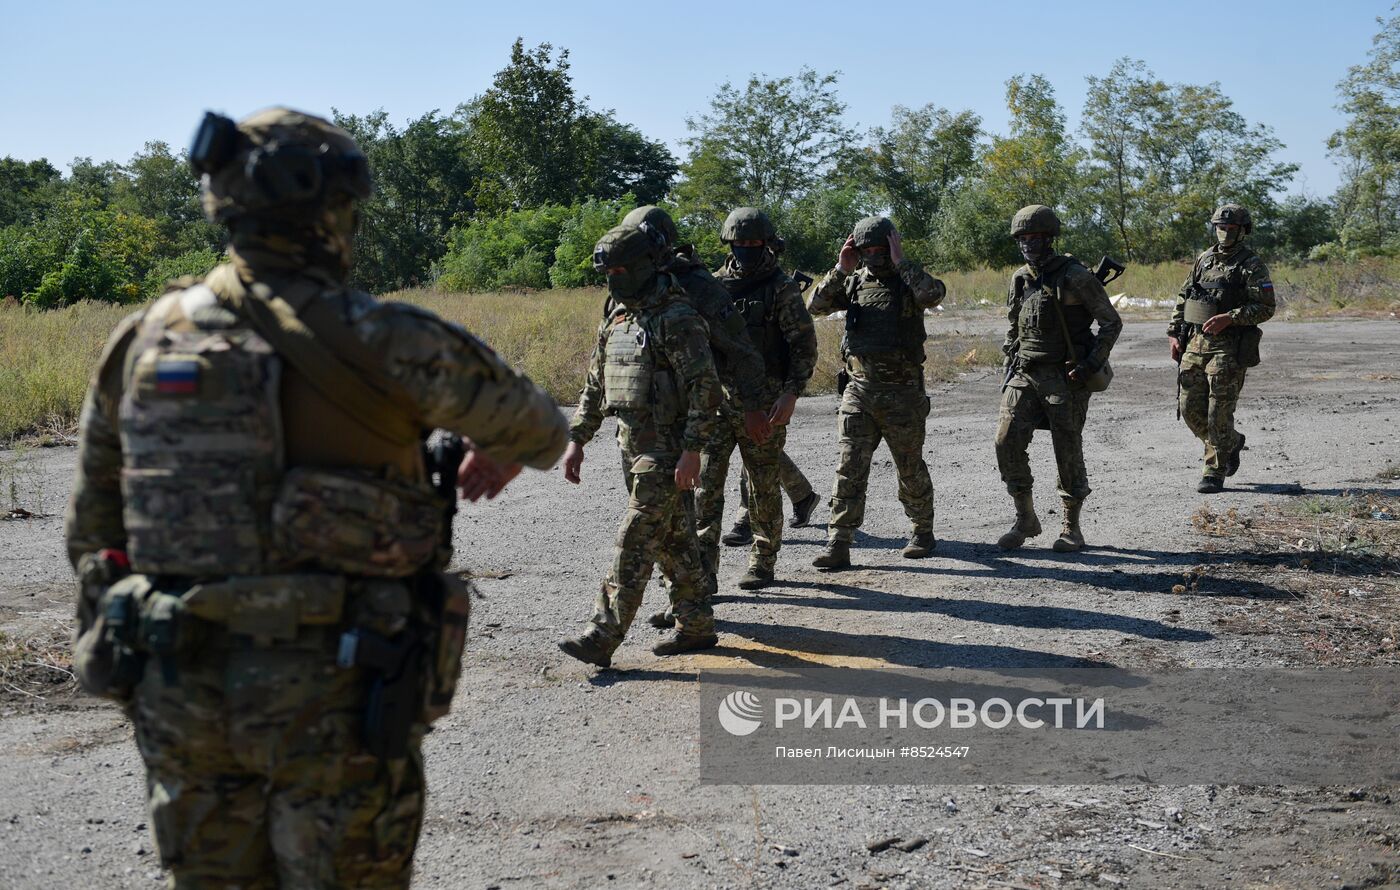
left=1, top=315, right=1398, bottom=889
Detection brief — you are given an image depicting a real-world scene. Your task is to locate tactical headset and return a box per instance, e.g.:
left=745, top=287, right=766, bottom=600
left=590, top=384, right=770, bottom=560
left=190, top=111, right=371, bottom=208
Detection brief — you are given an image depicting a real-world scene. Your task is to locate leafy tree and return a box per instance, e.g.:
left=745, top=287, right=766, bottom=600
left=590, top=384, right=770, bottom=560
left=1081, top=59, right=1296, bottom=262
left=0, top=157, right=61, bottom=228
left=865, top=104, right=982, bottom=244
left=1330, top=8, right=1400, bottom=251
left=336, top=109, right=478, bottom=292
left=674, top=67, right=856, bottom=232
left=548, top=196, right=631, bottom=288
left=113, top=141, right=220, bottom=256
left=437, top=203, right=572, bottom=291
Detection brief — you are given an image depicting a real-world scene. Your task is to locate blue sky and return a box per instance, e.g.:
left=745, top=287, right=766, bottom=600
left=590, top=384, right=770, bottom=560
left=1, top=0, right=1390, bottom=199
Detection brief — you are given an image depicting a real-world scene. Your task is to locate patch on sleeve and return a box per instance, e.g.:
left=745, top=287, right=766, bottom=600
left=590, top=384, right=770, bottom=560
left=1259, top=281, right=1274, bottom=290
left=155, top=359, right=200, bottom=395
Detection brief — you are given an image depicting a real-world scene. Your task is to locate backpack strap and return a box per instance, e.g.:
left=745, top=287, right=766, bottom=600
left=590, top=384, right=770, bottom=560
left=206, top=265, right=421, bottom=446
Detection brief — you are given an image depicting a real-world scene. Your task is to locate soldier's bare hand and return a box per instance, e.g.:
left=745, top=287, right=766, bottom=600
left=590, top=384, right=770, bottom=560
left=458, top=447, right=523, bottom=501
left=1169, top=337, right=1183, bottom=363
left=562, top=441, right=585, bottom=485
left=1202, top=313, right=1234, bottom=335
left=888, top=230, right=904, bottom=265
left=768, top=392, right=798, bottom=427
left=743, top=410, right=772, bottom=446
left=837, top=237, right=858, bottom=274
left=675, top=450, right=701, bottom=491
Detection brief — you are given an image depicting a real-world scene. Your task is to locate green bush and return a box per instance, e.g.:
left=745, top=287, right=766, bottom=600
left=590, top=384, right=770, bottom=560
left=141, top=247, right=222, bottom=296
left=548, top=196, right=630, bottom=288
left=437, top=204, right=572, bottom=291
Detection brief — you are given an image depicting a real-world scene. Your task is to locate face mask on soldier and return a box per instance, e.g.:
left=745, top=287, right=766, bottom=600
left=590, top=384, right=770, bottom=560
left=730, top=243, right=766, bottom=269
left=1215, top=225, right=1240, bottom=248
left=861, top=246, right=894, bottom=274
left=1016, top=234, right=1054, bottom=266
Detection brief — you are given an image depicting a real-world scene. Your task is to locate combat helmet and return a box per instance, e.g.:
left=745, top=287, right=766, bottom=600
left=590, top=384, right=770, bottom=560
left=592, top=224, right=660, bottom=275
left=192, top=107, right=372, bottom=225
left=1009, top=205, right=1062, bottom=238
left=1210, top=203, right=1252, bottom=234
left=851, top=216, right=895, bottom=249
left=721, top=207, right=776, bottom=243
left=621, top=205, right=679, bottom=247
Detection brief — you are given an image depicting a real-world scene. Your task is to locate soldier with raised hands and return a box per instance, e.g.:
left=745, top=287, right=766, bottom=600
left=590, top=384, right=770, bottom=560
left=559, top=224, right=723, bottom=667
left=807, top=216, right=945, bottom=569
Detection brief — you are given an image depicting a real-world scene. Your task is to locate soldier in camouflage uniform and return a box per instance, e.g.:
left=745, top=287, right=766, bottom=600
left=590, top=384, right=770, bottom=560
left=807, top=217, right=946, bottom=569
left=995, top=205, right=1122, bottom=553
left=692, top=208, right=818, bottom=590
left=559, top=224, right=723, bottom=666
left=1169, top=204, right=1275, bottom=493
left=64, top=108, right=567, bottom=889
left=723, top=450, right=821, bottom=547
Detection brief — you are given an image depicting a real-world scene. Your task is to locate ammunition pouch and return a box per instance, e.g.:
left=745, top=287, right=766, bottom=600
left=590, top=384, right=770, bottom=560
left=1236, top=325, right=1262, bottom=368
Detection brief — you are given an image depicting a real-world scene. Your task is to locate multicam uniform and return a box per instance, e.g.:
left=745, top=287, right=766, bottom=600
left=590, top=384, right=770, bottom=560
left=66, top=253, right=566, bottom=887
left=569, top=275, right=723, bottom=651
left=1169, top=241, right=1275, bottom=481
left=808, top=256, right=946, bottom=546
left=696, top=251, right=817, bottom=578
left=995, top=254, right=1122, bottom=504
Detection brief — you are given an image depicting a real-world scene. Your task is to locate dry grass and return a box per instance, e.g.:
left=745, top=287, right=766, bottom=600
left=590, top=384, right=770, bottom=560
left=0, top=625, right=76, bottom=703
left=4, top=256, right=1395, bottom=443
left=1191, top=493, right=1399, bottom=664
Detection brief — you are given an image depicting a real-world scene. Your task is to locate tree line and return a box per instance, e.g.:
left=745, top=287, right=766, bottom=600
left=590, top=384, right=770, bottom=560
left=4, top=13, right=1399, bottom=307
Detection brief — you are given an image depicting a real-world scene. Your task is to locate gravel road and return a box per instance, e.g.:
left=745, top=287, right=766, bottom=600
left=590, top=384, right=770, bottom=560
left=1, top=316, right=1397, bottom=889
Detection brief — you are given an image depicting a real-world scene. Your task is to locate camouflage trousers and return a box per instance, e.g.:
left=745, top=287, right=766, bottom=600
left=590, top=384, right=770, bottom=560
left=588, top=455, right=715, bottom=647
left=735, top=450, right=814, bottom=523
left=828, top=383, right=934, bottom=543
left=131, top=625, right=424, bottom=889
left=696, top=406, right=789, bottom=573
left=1178, top=350, right=1247, bottom=476
left=995, top=364, right=1092, bottom=501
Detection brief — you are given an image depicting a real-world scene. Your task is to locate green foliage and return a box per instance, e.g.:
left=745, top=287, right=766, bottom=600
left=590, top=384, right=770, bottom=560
left=141, top=247, right=222, bottom=296
left=1330, top=9, right=1400, bottom=253
left=548, top=196, right=631, bottom=288
left=437, top=203, right=572, bottom=291
left=865, top=104, right=982, bottom=243
left=0, top=157, right=61, bottom=228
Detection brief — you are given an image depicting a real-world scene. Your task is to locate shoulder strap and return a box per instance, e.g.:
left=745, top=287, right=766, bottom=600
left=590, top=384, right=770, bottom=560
left=206, top=265, right=421, bottom=446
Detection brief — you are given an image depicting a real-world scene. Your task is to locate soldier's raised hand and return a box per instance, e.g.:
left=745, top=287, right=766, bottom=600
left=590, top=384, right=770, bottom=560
left=837, top=236, right=859, bottom=274
left=888, top=229, right=904, bottom=265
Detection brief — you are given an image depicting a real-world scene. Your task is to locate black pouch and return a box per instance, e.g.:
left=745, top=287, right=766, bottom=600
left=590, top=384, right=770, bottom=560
left=1236, top=326, right=1262, bottom=368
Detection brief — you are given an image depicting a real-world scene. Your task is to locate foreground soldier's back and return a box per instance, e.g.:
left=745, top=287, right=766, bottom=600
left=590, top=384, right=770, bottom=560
left=65, top=107, right=566, bottom=889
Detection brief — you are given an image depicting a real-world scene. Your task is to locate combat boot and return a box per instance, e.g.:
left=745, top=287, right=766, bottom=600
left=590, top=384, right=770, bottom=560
left=647, top=609, right=676, bottom=629
left=813, top=540, right=851, bottom=570
left=558, top=632, right=614, bottom=668
left=902, top=531, right=936, bottom=559
left=737, top=565, right=774, bottom=590
left=1197, top=475, right=1224, bottom=494
left=722, top=517, right=753, bottom=547
left=790, top=491, right=821, bottom=528
left=1052, top=498, right=1085, bottom=553
left=996, top=492, right=1043, bottom=550
left=653, top=631, right=719, bottom=656
left=1226, top=433, right=1246, bottom=477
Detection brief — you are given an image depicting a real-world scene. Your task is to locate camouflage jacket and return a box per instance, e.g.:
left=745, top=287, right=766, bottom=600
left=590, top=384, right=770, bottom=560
left=809, top=259, right=946, bottom=385
left=65, top=261, right=569, bottom=569
left=714, top=252, right=818, bottom=398
left=571, top=276, right=723, bottom=460
left=664, top=247, right=769, bottom=411
left=1170, top=242, right=1276, bottom=356
left=1004, top=254, right=1122, bottom=371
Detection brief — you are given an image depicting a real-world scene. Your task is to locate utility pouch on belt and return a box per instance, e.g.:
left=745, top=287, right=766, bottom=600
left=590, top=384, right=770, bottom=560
left=272, top=468, right=442, bottom=577
left=337, top=626, right=426, bottom=760
left=1236, top=325, right=1262, bottom=368
left=419, top=571, right=472, bottom=724
left=73, top=565, right=148, bottom=703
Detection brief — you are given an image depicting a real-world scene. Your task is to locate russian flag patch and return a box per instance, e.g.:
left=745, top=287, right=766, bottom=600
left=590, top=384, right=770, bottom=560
left=155, top=359, right=200, bottom=395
